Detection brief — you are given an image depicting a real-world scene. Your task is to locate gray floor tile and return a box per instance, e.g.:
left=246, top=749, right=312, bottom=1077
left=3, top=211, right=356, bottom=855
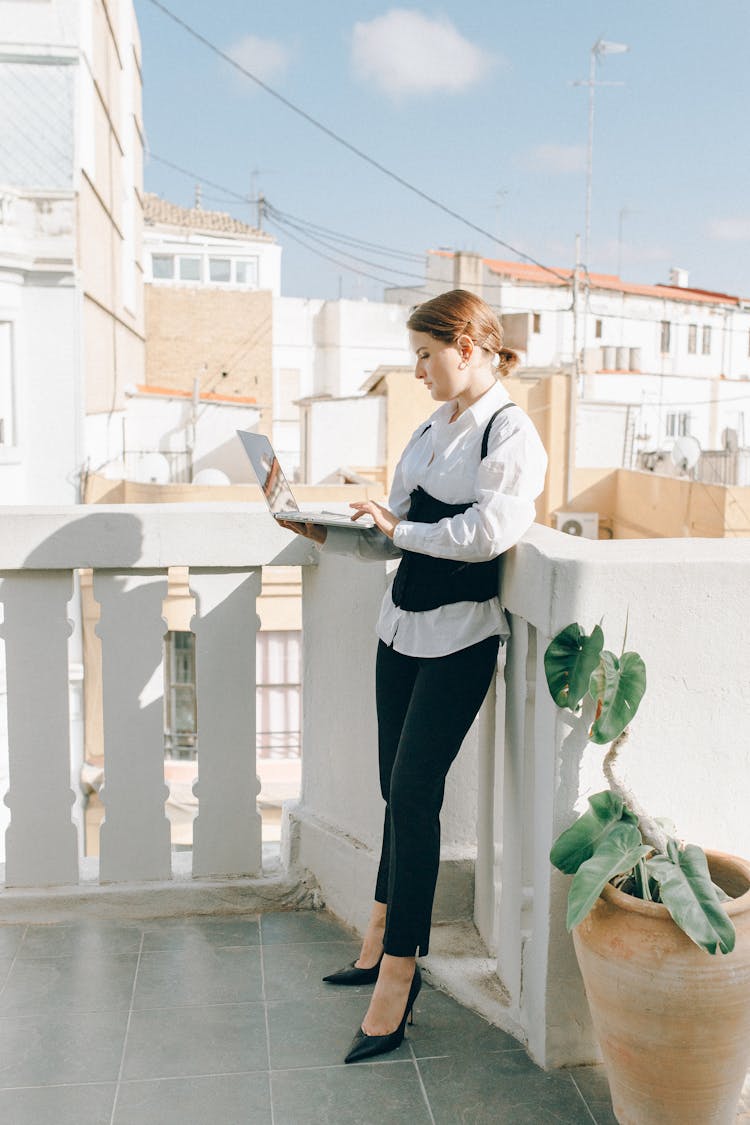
left=267, top=993, right=412, bottom=1070
left=0, top=1083, right=116, bottom=1125
left=140, top=916, right=260, bottom=952
left=0, top=926, right=25, bottom=957
left=263, top=938, right=364, bottom=1000
left=260, top=910, right=356, bottom=945
left=19, top=921, right=144, bottom=958
left=133, top=946, right=263, bottom=1009
left=271, top=1061, right=434, bottom=1125
left=410, top=987, right=524, bottom=1059
left=0, top=1010, right=128, bottom=1088
left=417, top=1052, right=593, bottom=1124
left=121, top=1002, right=269, bottom=1080
left=0, top=954, right=138, bottom=1015
left=569, top=1066, right=616, bottom=1123
left=114, top=1073, right=272, bottom=1125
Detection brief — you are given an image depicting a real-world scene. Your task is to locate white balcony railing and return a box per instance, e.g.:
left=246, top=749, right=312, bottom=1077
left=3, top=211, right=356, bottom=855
left=1, top=507, right=750, bottom=1071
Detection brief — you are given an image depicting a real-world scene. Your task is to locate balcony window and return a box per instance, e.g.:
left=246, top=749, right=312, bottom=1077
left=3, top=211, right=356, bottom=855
left=178, top=256, right=201, bottom=282
left=152, top=254, right=174, bottom=280
left=688, top=324, right=697, bottom=354
left=702, top=326, right=712, bottom=355
left=236, top=258, right=258, bottom=286
left=209, top=257, right=231, bottom=283
left=660, top=321, right=671, bottom=354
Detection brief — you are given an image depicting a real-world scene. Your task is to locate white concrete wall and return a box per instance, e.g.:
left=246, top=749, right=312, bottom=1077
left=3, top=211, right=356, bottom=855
left=576, top=402, right=630, bottom=469
left=304, top=396, right=384, bottom=484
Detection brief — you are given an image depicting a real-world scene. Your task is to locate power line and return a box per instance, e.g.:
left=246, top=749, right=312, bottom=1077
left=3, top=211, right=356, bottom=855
left=147, top=152, right=249, bottom=204
left=142, top=0, right=570, bottom=284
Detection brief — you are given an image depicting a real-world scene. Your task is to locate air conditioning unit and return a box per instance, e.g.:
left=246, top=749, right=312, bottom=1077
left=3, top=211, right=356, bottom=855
left=553, top=511, right=599, bottom=539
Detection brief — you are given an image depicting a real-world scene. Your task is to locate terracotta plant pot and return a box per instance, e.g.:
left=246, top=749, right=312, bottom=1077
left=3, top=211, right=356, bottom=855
left=572, top=850, right=750, bottom=1125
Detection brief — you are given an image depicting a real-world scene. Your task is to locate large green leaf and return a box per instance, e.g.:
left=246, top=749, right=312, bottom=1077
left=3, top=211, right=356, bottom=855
left=589, top=650, right=647, bottom=744
left=566, top=821, right=650, bottom=930
left=647, top=841, right=736, bottom=955
left=544, top=623, right=604, bottom=712
left=550, top=790, right=637, bottom=875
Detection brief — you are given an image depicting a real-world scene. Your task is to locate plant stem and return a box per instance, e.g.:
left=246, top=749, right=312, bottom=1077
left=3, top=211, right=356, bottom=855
left=602, top=728, right=670, bottom=855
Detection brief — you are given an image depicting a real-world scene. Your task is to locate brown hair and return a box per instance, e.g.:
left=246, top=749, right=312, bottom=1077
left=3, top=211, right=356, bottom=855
left=407, top=289, right=519, bottom=377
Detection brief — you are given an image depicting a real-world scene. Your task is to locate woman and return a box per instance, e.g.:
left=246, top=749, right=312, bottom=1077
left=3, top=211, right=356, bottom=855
left=280, top=288, right=547, bottom=1064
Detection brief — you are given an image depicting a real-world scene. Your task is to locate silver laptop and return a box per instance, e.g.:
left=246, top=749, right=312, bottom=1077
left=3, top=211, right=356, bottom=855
left=236, top=431, right=374, bottom=529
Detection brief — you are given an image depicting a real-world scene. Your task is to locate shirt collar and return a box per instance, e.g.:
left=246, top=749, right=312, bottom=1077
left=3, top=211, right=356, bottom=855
left=433, top=379, right=511, bottom=432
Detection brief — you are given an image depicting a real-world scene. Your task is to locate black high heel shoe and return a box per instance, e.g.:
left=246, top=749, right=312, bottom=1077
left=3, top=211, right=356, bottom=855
left=344, top=966, right=422, bottom=1064
left=322, top=952, right=383, bottom=986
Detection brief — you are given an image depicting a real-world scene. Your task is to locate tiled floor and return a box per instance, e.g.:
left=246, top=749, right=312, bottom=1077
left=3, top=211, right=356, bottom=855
left=0, top=907, right=738, bottom=1125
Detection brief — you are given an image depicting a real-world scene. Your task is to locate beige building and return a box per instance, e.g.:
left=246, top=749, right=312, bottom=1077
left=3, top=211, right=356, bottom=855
left=143, top=195, right=278, bottom=436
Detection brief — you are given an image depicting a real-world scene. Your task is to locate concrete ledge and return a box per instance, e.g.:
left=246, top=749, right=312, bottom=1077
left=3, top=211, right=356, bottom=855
left=285, top=803, right=476, bottom=939
left=0, top=848, right=319, bottom=924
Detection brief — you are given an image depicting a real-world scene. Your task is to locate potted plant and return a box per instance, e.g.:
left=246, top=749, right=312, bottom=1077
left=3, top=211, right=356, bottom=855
left=545, top=622, right=750, bottom=1125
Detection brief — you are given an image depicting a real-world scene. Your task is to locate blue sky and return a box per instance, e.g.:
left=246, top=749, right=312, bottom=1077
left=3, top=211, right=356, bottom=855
left=134, top=1, right=750, bottom=301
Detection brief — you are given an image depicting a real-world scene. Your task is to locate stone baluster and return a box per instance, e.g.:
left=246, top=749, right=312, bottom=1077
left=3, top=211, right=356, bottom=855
left=0, top=572, right=79, bottom=886
left=94, top=571, right=171, bottom=883
left=190, top=570, right=262, bottom=878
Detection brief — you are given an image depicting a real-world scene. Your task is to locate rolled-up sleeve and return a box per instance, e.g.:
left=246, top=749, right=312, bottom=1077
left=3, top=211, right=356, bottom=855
left=392, top=419, right=547, bottom=562
left=322, top=524, right=402, bottom=561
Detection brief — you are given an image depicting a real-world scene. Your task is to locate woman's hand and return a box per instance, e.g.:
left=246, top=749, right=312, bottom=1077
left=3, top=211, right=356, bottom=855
left=350, top=501, right=401, bottom=540
left=276, top=519, right=328, bottom=545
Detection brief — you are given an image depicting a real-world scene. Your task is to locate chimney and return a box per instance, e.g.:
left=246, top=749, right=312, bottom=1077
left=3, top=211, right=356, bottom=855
left=669, top=267, right=689, bottom=288
left=452, top=251, right=484, bottom=295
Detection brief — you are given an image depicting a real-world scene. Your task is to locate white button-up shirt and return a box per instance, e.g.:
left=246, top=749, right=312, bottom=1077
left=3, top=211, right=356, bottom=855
left=323, top=379, right=548, bottom=658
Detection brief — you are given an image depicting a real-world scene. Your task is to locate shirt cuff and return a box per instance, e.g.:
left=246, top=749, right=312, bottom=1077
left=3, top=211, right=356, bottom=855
left=393, top=520, right=424, bottom=551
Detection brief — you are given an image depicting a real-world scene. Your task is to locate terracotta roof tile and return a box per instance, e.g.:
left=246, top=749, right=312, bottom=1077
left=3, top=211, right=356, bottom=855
left=429, top=250, right=745, bottom=307
left=135, top=384, right=258, bottom=405
left=143, top=193, right=274, bottom=242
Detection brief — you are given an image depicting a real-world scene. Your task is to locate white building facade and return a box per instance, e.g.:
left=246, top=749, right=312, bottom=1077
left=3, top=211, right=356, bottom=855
left=0, top=0, right=144, bottom=505
left=389, top=251, right=750, bottom=473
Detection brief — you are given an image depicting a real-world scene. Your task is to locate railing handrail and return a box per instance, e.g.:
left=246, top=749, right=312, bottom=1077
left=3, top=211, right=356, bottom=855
left=0, top=505, right=319, bottom=570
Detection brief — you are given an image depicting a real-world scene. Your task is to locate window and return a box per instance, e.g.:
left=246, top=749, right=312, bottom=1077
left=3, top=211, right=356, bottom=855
left=178, top=256, right=201, bottom=282
left=164, top=631, right=196, bottom=759
left=688, top=324, right=697, bottom=354
left=666, top=412, right=690, bottom=438
left=595, top=319, right=602, bottom=339
left=209, top=257, right=231, bottom=283
left=0, top=321, right=14, bottom=447
left=660, top=321, right=671, bottom=354
left=702, top=326, right=712, bottom=355
left=152, top=254, right=174, bottom=280
left=236, top=258, right=258, bottom=286
left=532, top=313, right=541, bottom=334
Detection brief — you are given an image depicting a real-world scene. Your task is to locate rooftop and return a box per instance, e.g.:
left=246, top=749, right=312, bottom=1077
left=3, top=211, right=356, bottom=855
left=428, top=249, right=747, bottom=307
left=143, top=193, right=274, bottom=242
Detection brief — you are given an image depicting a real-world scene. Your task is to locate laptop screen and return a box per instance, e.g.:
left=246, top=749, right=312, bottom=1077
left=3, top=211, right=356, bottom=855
left=236, top=432, right=299, bottom=515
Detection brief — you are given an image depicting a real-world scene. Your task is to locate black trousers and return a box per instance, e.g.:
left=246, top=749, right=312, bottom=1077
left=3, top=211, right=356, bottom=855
left=374, top=633, right=500, bottom=957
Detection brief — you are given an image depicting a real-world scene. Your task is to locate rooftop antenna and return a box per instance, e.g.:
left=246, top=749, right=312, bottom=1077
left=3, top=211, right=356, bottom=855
left=194, top=183, right=202, bottom=210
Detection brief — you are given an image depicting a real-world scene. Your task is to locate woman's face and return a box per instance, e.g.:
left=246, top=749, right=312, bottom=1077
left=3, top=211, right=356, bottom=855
left=409, top=330, right=467, bottom=402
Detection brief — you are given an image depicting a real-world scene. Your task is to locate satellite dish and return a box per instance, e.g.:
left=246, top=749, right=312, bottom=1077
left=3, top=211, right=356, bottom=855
left=193, top=468, right=231, bottom=486
left=723, top=427, right=739, bottom=453
left=670, top=435, right=701, bottom=474
left=133, top=452, right=171, bottom=484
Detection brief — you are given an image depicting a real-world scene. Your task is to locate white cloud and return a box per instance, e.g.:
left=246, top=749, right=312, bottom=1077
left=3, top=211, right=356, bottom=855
left=517, top=144, right=587, bottom=175
left=707, top=218, right=750, bottom=241
left=227, top=34, right=290, bottom=85
left=351, top=9, right=495, bottom=97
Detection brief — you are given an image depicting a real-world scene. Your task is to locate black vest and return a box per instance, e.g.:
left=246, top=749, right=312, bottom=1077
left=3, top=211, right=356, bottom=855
left=390, top=405, right=515, bottom=613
